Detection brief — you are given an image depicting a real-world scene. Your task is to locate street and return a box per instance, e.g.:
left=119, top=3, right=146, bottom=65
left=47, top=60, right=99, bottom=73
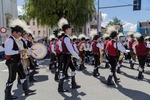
left=0, top=59, right=150, bottom=100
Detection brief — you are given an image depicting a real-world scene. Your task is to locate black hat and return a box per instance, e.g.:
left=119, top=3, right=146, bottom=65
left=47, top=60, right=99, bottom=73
left=93, top=35, right=99, bottom=40
left=62, top=24, right=71, bottom=32
left=11, top=25, right=24, bottom=34
left=110, top=31, right=118, bottom=39
left=81, top=37, right=86, bottom=41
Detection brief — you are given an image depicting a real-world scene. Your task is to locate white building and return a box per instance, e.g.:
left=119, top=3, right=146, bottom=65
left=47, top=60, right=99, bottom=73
left=0, top=0, right=18, bottom=43
left=81, top=11, right=103, bottom=36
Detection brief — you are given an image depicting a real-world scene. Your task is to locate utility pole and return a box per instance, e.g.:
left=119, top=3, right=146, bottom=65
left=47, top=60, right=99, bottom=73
left=97, top=0, right=101, bottom=36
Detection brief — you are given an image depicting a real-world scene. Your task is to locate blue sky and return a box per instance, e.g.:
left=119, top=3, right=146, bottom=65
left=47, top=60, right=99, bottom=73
left=17, top=0, right=150, bottom=31
left=95, top=0, right=150, bottom=24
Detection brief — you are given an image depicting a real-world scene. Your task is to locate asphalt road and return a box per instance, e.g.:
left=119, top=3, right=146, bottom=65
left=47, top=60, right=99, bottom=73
left=0, top=59, right=150, bottom=100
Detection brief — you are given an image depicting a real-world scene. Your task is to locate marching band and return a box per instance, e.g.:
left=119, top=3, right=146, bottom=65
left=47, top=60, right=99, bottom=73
left=2, top=17, right=150, bottom=99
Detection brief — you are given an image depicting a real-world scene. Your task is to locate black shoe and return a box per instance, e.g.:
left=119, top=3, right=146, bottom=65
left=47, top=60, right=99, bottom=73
left=35, top=67, right=40, bottom=70
left=107, top=75, right=114, bottom=85
left=5, top=85, right=18, bottom=99
left=34, top=70, right=39, bottom=74
left=105, top=63, right=110, bottom=68
left=5, top=95, right=18, bottom=99
left=117, top=67, right=122, bottom=74
left=129, top=61, right=134, bottom=69
left=29, top=78, right=38, bottom=82
left=138, top=72, right=144, bottom=79
left=54, top=73, right=59, bottom=81
left=72, top=84, right=81, bottom=89
left=93, top=71, right=100, bottom=77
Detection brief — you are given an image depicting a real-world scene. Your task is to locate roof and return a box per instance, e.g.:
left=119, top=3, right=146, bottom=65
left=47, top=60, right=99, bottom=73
left=139, top=21, right=150, bottom=27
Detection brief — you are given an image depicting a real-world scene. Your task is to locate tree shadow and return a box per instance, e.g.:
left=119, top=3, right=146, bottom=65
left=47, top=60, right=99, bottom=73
left=116, top=83, right=150, bottom=100
left=59, top=79, right=86, bottom=100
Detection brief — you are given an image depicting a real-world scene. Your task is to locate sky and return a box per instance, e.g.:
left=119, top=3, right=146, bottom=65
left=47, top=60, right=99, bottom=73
left=17, top=0, right=150, bottom=31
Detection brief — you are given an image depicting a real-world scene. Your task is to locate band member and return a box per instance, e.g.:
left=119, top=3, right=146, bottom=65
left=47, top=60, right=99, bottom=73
left=116, top=33, right=126, bottom=74
left=54, top=31, right=64, bottom=81
left=85, top=37, right=91, bottom=63
left=127, top=32, right=136, bottom=69
left=103, top=34, right=110, bottom=68
left=105, top=30, right=127, bottom=85
left=49, top=35, right=57, bottom=70
left=91, top=32, right=104, bottom=77
left=133, top=33, right=148, bottom=79
left=4, top=19, right=36, bottom=99
left=58, top=18, right=81, bottom=92
left=72, top=35, right=79, bottom=67
left=78, top=34, right=87, bottom=70
left=144, top=36, right=150, bottom=67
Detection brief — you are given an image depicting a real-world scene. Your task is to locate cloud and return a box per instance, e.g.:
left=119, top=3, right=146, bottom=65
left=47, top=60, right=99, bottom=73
left=101, top=13, right=110, bottom=27
left=123, top=21, right=136, bottom=31
left=101, top=13, right=136, bottom=31
left=17, top=6, right=25, bottom=15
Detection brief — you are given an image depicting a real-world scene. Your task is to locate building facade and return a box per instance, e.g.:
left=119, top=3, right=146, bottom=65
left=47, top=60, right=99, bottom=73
left=28, top=19, right=51, bottom=42
left=0, top=0, right=18, bottom=43
left=137, top=21, right=150, bottom=36
left=81, top=11, right=103, bottom=36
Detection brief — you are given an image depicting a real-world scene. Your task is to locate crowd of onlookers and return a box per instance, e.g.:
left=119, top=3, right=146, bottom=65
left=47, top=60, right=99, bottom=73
left=0, top=43, right=5, bottom=61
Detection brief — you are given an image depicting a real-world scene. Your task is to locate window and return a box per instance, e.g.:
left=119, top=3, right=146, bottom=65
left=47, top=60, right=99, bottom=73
left=43, top=30, right=45, bottom=37
left=33, top=19, right=35, bottom=26
left=33, top=31, right=35, bottom=35
left=38, top=31, right=40, bottom=37
left=27, top=22, right=30, bottom=25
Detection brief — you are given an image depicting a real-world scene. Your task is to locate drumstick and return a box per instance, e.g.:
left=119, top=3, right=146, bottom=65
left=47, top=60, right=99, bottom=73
left=30, top=48, right=38, bottom=56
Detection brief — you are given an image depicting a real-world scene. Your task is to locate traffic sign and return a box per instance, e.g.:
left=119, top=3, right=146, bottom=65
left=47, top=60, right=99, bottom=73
left=0, top=27, right=7, bottom=33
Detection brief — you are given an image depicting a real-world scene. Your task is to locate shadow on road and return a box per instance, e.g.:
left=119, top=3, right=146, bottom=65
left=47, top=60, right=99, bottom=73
left=82, top=70, right=93, bottom=76
left=12, top=83, right=36, bottom=100
left=98, top=76, right=116, bottom=88
left=34, top=75, right=49, bottom=82
left=58, top=79, right=86, bottom=100
left=116, top=83, right=150, bottom=100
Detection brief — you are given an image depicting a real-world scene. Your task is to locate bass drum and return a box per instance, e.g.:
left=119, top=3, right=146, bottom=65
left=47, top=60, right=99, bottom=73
left=31, top=43, right=47, bottom=59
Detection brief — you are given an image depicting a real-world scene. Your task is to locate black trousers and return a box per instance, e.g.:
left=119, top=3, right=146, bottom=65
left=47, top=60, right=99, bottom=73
left=138, top=55, right=147, bottom=69
left=57, top=53, right=63, bottom=71
left=108, top=55, right=118, bottom=75
left=50, top=53, right=56, bottom=63
left=5, top=60, right=26, bottom=84
left=79, top=52, right=85, bottom=65
left=94, top=54, right=100, bottom=68
left=62, top=54, right=76, bottom=76
left=28, top=57, right=35, bottom=70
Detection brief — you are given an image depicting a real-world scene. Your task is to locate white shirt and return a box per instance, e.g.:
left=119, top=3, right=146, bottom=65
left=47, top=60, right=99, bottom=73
left=97, top=42, right=104, bottom=50
left=81, top=43, right=87, bottom=51
left=5, top=36, right=19, bottom=55
left=51, top=44, right=56, bottom=54
left=146, top=41, right=150, bottom=48
left=0, top=46, right=4, bottom=52
left=73, top=43, right=79, bottom=54
left=114, top=42, right=127, bottom=53
left=86, top=43, right=91, bottom=51
left=58, top=40, right=62, bottom=52
left=64, top=35, right=80, bottom=59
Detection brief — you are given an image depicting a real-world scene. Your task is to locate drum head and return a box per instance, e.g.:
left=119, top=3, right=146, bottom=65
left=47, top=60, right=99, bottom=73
left=31, top=43, right=47, bottom=59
